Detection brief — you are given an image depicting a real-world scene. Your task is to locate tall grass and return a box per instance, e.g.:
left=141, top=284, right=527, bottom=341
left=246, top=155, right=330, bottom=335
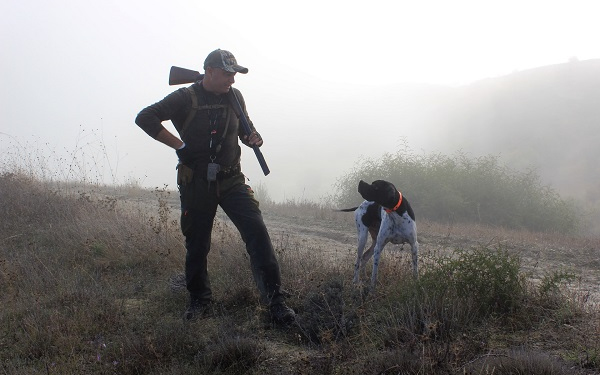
left=1, top=171, right=598, bottom=374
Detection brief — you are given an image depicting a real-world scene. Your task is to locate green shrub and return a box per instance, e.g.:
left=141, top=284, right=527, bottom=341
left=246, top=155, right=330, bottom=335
left=333, top=149, right=580, bottom=233
left=424, top=246, right=523, bottom=317
left=402, top=245, right=525, bottom=336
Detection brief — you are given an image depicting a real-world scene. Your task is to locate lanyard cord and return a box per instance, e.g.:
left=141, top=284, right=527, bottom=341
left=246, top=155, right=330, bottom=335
left=203, top=93, right=228, bottom=161
left=208, top=109, right=219, bottom=161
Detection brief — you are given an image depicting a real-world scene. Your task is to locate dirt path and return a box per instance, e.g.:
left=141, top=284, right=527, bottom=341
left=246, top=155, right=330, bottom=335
left=121, top=190, right=600, bottom=305
left=259, top=209, right=600, bottom=304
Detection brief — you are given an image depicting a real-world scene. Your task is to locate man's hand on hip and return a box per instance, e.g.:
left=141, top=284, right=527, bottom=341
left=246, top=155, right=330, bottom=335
left=176, top=143, right=195, bottom=164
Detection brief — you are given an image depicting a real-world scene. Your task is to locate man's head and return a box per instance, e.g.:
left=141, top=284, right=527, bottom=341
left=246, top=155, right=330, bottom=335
left=202, top=49, right=247, bottom=94
left=203, top=49, right=248, bottom=74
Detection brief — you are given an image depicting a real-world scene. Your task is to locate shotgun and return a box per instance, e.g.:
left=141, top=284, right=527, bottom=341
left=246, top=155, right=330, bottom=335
left=168, top=66, right=204, bottom=85
left=168, top=66, right=270, bottom=176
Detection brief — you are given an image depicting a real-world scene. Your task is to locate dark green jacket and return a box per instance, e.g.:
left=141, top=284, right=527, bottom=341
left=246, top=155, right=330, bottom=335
left=135, top=82, right=257, bottom=170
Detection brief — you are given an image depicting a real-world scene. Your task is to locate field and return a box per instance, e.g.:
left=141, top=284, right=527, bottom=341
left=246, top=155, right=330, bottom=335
left=262, top=203, right=600, bottom=303
left=1, top=174, right=599, bottom=374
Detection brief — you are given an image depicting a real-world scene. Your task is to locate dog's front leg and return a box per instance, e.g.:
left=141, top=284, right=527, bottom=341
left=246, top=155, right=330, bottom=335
left=411, top=240, right=419, bottom=278
left=353, top=225, right=369, bottom=283
left=369, top=242, right=386, bottom=291
left=360, top=227, right=379, bottom=266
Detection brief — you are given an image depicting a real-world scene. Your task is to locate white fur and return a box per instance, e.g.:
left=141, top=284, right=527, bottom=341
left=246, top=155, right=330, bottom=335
left=352, top=201, right=419, bottom=290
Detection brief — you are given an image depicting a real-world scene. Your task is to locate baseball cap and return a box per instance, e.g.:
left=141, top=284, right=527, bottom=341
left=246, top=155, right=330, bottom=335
left=203, top=49, right=248, bottom=74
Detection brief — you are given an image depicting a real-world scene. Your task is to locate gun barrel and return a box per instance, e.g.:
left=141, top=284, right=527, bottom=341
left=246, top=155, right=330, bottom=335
left=169, top=66, right=204, bottom=85
left=229, top=89, right=270, bottom=176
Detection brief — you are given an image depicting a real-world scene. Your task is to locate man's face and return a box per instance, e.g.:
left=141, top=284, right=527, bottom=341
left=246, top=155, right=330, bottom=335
left=204, top=67, right=236, bottom=94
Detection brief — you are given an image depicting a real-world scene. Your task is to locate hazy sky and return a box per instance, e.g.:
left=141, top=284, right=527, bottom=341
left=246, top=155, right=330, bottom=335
left=1, top=0, right=599, bottom=201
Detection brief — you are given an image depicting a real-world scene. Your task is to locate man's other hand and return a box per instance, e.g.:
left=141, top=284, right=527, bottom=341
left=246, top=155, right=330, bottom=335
left=244, top=132, right=263, bottom=147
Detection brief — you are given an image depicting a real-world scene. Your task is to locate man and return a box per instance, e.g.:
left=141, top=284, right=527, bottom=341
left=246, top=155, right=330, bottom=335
left=135, top=49, right=295, bottom=324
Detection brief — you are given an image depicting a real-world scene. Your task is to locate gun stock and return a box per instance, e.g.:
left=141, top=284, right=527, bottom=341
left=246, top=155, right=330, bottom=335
left=169, top=66, right=204, bottom=85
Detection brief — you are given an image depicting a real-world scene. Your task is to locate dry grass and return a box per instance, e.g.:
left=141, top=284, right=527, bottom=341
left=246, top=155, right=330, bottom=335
left=1, top=172, right=599, bottom=374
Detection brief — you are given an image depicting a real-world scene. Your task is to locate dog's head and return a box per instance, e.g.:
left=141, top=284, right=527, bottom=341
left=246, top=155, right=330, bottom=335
left=358, top=180, right=400, bottom=209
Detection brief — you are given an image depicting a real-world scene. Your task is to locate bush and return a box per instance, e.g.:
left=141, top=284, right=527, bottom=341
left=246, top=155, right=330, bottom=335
left=369, top=245, right=524, bottom=354
left=333, top=149, right=580, bottom=233
left=420, top=245, right=524, bottom=318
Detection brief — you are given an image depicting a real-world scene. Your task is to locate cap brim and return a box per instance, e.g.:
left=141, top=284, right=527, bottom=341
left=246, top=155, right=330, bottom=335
left=223, top=65, right=248, bottom=74
left=234, top=65, right=248, bottom=74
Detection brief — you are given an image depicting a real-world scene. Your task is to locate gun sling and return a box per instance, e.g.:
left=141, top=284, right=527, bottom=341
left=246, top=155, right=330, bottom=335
left=180, top=85, right=231, bottom=141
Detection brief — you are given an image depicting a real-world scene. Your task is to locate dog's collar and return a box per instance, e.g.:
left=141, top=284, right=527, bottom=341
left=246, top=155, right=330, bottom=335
left=384, top=191, right=403, bottom=213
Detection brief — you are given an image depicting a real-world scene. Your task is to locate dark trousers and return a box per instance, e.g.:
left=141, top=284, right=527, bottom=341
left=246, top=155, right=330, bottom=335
left=179, top=173, right=284, bottom=306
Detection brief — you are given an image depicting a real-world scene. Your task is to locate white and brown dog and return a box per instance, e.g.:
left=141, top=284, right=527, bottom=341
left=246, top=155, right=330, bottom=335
left=340, top=180, right=418, bottom=290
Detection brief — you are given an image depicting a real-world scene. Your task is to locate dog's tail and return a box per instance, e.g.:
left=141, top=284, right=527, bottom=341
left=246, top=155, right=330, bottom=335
left=335, top=207, right=359, bottom=212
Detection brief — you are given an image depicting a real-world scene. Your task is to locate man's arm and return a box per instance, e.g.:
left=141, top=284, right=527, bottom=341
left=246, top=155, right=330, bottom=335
left=155, top=128, right=185, bottom=150
left=135, top=88, right=188, bottom=143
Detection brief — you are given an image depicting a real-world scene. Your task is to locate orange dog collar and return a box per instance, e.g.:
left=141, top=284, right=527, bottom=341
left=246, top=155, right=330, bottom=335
left=384, top=191, right=403, bottom=213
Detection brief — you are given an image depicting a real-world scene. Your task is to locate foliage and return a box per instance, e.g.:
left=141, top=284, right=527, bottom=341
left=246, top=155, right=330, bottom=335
left=333, top=148, right=580, bottom=233
left=419, top=245, right=524, bottom=319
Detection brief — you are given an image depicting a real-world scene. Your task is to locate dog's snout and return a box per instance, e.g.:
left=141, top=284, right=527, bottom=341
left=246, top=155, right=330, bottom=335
left=357, top=180, right=371, bottom=197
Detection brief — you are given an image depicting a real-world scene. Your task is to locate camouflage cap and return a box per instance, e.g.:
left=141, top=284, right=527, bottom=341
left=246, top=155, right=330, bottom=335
left=203, top=49, right=248, bottom=74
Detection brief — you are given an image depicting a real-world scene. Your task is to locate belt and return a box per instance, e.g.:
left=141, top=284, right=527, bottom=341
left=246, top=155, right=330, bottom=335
left=216, top=164, right=241, bottom=180
left=192, top=163, right=241, bottom=181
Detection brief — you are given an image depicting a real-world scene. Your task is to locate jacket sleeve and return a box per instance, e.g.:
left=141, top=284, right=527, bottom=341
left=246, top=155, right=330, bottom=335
left=135, top=88, right=189, bottom=139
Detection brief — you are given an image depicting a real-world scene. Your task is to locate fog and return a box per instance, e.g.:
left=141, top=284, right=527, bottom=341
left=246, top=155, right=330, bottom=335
left=2, top=0, right=599, bottom=202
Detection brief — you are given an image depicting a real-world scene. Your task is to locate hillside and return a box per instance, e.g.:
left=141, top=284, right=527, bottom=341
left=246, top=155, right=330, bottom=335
left=422, top=59, right=600, bottom=204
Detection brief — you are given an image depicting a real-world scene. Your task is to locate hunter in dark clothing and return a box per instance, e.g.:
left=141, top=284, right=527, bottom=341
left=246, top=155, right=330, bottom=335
left=135, top=49, right=295, bottom=324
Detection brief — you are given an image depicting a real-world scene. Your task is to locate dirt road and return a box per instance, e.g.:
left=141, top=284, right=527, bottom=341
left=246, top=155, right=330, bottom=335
left=258, top=208, right=600, bottom=304
left=134, top=190, right=599, bottom=305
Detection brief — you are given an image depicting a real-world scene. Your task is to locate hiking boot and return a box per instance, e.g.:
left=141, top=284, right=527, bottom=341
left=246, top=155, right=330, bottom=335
left=183, top=300, right=213, bottom=321
left=269, top=302, right=295, bottom=324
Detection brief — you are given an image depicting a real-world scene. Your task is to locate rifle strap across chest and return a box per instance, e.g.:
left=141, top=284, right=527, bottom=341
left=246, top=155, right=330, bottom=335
left=180, top=85, right=230, bottom=140
left=180, top=86, right=198, bottom=137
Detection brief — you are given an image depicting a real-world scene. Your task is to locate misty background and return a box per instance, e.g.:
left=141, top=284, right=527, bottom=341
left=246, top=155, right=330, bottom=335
left=1, top=1, right=599, bottom=209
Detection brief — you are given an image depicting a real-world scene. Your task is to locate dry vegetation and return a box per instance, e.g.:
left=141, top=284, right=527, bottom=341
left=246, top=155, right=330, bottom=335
left=1, top=172, right=599, bottom=375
